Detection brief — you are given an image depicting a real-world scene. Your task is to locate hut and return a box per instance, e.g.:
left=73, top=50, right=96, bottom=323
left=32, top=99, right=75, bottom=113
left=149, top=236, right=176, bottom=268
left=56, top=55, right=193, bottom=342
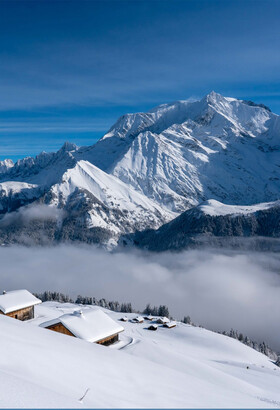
left=120, top=316, right=128, bottom=322
left=148, top=324, right=158, bottom=331
left=0, top=289, right=41, bottom=321
left=132, top=316, right=144, bottom=323
left=144, top=315, right=154, bottom=321
left=163, top=321, right=177, bottom=329
left=40, top=308, right=124, bottom=346
left=157, top=316, right=170, bottom=325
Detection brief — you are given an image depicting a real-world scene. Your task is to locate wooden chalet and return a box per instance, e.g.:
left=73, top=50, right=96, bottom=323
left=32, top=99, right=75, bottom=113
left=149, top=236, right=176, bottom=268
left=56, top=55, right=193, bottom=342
left=144, top=315, right=154, bottom=321
left=163, top=321, right=177, bottom=329
left=132, top=316, right=144, bottom=323
left=0, top=289, right=41, bottom=321
left=148, top=324, right=158, bottom=331
left=157, top=316, right=170, bottom=325
left=40, top=308, right=124, bottom=346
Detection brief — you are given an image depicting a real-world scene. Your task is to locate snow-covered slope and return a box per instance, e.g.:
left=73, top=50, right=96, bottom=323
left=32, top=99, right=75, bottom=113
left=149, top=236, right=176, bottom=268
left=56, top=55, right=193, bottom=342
left=0, top=181, right=42, bottom=213
left=47, top=160, right=173, bottom=235
left=82, top=91, right=280, bottom=212
left=1, top=302, right=280, bottom=408
left=0, top=161, right=173, bottom=246
left=0, top=158, right=13, bottom=174
left=197, top=199, right=280, bottom=216
left=0, top=92, right=279, bottom=246
left=128, top=199, right=280, bottom=252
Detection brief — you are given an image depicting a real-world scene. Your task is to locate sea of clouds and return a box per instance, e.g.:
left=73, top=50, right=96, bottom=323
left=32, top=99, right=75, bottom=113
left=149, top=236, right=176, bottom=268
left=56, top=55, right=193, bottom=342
left=1, top=245, right=279, bottom=350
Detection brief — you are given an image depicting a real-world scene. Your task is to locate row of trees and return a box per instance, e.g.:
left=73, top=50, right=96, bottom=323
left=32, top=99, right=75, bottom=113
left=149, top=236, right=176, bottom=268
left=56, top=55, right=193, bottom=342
left=76, top=295, right=133, bottom=313
left=34, top=292, right=171, bottom=318
left=143, top=303, right=170, bottom=318
left=34, top=291, right=74, bottom=303
left=34, top=291, right=133, bottom=313
left=220, top=329, right=278, bottom=361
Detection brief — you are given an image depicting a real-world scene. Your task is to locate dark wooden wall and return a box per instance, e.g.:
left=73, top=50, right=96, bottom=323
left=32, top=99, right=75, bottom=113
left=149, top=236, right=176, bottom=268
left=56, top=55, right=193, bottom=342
left=46, top=322, right=75, bottom=337
left=97, top=333, right=119, bottom=346
left=0, top=305, right=34, bottom=321
left=45, top=323, right=119, bottom=346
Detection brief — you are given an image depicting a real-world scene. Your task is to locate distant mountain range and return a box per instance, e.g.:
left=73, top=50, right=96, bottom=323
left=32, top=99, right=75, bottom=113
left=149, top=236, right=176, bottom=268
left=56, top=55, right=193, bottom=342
left=0, top=91, right=279, bottom=248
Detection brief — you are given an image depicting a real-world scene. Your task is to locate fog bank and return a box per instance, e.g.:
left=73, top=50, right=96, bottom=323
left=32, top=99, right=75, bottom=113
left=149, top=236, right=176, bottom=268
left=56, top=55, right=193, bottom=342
left=0, top=245, right=279, bottom=351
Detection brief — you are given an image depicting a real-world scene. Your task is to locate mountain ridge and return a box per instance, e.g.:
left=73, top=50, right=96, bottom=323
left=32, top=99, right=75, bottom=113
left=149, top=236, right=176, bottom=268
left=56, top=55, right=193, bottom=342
left=126, top=199, right=280, bottom=252
left=0, top=91, right=279, bottom=247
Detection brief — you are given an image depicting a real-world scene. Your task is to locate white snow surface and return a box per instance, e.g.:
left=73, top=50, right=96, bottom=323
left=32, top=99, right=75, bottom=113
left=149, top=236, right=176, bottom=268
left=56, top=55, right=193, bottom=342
left=48, top=160, right=174, bottom=233
left=0, top=181, right=38, bottom=194
left=0, top=159, right=13, bottom=174
left=40, top=308, right=124, bottom=343
left=197, top=199, right=280, bottom=216
left=1, top=301, right=280, bottom=408
left=0, top=289, right=41, bottom=314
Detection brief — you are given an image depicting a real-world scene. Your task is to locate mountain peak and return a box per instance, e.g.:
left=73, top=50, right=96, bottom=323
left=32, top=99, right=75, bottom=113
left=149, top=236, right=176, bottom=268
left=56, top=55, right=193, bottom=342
left=202, top=91, right=226, bottom=105
left=60, top=141, right=78, bottom=152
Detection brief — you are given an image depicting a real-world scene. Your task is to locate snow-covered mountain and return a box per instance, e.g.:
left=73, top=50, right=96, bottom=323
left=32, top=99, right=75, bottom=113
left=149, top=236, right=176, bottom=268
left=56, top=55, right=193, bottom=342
left=1, top=302, right=280, bottom=408
left=0, top=91, right=279, bottom=246
left=82, top=91, right=280, bottom=212
left=127, top=199, right=280, bottom=252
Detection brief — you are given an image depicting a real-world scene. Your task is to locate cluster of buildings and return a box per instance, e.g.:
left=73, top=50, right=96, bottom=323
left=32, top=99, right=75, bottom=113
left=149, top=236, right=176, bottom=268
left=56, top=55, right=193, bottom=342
left=0, top=289, right=124, bottom=346
left=0, top=289, right=177, bottom=346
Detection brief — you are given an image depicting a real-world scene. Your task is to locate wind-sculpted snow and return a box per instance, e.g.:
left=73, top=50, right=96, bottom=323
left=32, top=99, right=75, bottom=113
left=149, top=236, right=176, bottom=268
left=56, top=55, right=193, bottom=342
left=0, top=92, right=279, bottom=246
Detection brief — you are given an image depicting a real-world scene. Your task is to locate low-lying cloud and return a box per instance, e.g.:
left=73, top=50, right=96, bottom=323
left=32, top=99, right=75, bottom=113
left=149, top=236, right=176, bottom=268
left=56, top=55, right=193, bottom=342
left=0, top=245, right=280, bottom=351
left=0, top=204, right=66, bottom=227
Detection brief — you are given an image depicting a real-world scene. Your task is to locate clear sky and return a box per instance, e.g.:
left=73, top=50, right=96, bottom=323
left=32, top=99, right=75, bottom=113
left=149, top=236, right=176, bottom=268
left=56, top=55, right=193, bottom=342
left=0, top=0, right=279, bottom=161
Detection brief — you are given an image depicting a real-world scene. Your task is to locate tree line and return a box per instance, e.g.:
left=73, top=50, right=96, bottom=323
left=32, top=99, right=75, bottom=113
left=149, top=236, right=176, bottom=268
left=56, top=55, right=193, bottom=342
left=34, top=291, right=169, bottom=317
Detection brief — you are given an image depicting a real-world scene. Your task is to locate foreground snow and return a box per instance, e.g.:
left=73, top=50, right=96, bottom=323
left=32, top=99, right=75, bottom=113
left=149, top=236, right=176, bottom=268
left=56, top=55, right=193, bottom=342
left=0, top=302, right=279, bottom=408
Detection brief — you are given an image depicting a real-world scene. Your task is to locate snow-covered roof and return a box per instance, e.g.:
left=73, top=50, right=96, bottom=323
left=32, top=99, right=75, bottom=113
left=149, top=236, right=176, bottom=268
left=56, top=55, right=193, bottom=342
left=133, top=316, right=144, bottom=323
left=157, top=317, right=170, bottom=324
left=0, top=289, right=41, bottom=314
left=40, top=308, right=124, bottom=343
left=164, top=321, right=177, bottom=328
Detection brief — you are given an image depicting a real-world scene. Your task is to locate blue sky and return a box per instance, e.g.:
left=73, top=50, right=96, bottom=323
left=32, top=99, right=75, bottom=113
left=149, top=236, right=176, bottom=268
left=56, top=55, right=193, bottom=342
left=0, top=0, right=279, bottom=161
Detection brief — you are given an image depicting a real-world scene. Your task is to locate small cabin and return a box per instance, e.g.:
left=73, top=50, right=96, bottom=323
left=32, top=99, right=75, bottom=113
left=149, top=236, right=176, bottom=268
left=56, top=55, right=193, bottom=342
left=0, top=289, right=41, bottom=321
left=163, top=321, right=177, bottom=329
left=157, top=316, right=170, bottom=325
left=120, top=316, right=128, bottom=322
left=132, top=316, right=144, bottom=323
left=148, top=324, right=158, bottom=331
left=40, top=308, right=124, bottom=346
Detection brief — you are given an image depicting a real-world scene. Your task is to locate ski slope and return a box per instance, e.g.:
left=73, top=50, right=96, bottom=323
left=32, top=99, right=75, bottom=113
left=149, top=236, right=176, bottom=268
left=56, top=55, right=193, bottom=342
left=0, top=302, right=279, bottom=408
